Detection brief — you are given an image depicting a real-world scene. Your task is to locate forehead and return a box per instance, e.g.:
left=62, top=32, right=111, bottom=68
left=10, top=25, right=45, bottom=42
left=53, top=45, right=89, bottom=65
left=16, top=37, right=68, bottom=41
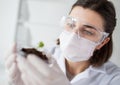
left=70, top=6, right=105, bottom=31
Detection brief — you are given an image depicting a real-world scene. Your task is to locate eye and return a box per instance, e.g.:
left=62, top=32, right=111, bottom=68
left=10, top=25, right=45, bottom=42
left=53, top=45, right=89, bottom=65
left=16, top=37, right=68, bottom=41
left=83, top=29, right=94, bottom=36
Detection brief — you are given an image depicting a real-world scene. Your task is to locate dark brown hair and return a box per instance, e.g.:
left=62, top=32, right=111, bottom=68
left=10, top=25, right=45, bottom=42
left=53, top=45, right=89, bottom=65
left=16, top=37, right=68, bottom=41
left=70, top=0, right=117, bottom=67
left=57, top=0, right=116, bottom=67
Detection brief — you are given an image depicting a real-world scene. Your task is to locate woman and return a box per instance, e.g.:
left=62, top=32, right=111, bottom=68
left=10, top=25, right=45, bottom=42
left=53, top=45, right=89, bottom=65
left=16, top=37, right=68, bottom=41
left=5, top=0, right=120, bottom=85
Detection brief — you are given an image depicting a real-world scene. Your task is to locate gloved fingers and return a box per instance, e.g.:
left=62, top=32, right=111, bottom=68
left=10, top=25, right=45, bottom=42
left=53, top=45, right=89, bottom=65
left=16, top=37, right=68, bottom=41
left=6, top=62, right=19, bottom=83
left=17, top=55, right=68, bottom=85
left=39, top=51, right=61, bottom=72
left=24, top=73, right=51, bottom=85
left=27, top=54, right=62, bottom=79
left=21, top=74, right=33, bottom=85
left=17, top=55, right=47, bottom=85
left=5, top=53, right=16, bottom=69
left=25, top=75, right=46, bottom=85
left=27, top=54, right=55, bottom=77
left=8, top=62, right=19, bottom=79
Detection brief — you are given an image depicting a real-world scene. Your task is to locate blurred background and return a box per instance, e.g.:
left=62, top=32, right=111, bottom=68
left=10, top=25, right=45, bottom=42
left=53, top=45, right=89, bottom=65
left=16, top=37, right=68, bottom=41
left=0, top=0, right=120, bottom=84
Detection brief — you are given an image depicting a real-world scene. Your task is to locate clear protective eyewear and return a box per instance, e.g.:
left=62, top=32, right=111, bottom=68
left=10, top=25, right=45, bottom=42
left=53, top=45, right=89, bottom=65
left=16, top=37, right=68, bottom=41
left=60, top=16, right=109, bottom=43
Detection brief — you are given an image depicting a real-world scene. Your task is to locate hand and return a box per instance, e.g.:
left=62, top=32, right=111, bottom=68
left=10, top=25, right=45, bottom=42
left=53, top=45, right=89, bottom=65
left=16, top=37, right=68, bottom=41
left=5, top=45, right=24, bottom=85
left=17, top=53, right=71, bottom=85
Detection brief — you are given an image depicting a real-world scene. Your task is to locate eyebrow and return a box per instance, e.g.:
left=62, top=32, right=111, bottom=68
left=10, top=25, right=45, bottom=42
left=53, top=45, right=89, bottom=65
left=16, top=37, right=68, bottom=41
left=83, top=24, right=97, bottom=30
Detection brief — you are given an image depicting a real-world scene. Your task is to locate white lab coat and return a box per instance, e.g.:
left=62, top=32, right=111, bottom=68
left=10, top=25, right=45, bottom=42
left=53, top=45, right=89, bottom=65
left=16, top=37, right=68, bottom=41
left=48, top=45, right=120, bottom=85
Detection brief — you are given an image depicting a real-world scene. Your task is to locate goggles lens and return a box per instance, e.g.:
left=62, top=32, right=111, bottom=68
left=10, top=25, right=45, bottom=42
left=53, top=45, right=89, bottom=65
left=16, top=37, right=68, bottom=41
left=61, top=16, right=109, bottom=43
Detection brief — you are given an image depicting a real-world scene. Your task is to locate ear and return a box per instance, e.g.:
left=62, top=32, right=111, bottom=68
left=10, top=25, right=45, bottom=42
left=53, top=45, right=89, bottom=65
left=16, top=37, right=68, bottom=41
left=96, top=37, right=110, bottom=50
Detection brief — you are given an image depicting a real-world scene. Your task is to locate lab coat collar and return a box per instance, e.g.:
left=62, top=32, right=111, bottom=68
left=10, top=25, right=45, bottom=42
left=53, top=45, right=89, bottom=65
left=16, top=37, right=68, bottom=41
left=89, top=64, right=107, bottom=74
left=71, top=65, right=107, bottom=83
left=71, top=67, right=90, bottom=83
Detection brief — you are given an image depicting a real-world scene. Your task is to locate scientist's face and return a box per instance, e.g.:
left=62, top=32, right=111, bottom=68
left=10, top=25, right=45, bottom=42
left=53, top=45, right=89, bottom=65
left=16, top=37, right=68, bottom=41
left=59, top=6, right=110, bottom=62
left=68, top=6, right=109, bottom=49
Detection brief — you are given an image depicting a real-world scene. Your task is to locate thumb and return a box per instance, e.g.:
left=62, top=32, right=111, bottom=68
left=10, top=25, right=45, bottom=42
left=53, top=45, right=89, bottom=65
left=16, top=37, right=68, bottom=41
left=5, top=43, right=17, bottom=61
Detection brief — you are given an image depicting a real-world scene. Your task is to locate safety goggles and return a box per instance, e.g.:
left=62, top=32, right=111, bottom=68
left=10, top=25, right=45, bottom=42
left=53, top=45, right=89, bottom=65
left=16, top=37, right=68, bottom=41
left=60, top=16, right=109, bottom=43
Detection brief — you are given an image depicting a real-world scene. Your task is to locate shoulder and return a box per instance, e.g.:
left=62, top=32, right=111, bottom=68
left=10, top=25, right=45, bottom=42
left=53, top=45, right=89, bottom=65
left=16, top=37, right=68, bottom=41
left=90, top=61, right=120, bottom=84
left=90, top=61, right=120, bottom=75
left=96, top=61, right=120, bottom=85
left=104, top=61, right=120, bottom=75
left=104, top=61, right=120, bottom=85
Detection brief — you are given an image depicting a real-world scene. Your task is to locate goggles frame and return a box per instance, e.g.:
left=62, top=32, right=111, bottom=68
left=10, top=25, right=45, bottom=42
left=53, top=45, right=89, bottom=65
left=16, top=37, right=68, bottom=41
left=61, top=16, right=109, bottom=43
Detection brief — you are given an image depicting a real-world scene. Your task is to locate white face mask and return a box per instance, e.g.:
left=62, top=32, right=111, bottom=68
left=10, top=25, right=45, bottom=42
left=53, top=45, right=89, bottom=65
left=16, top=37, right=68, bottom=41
left=59, top=30, right=98, bottom=62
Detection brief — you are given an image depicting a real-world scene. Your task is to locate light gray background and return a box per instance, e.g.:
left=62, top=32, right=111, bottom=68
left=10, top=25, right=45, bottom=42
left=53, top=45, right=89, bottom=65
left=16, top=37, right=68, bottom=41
left=0, top=0, right=120, bottom=84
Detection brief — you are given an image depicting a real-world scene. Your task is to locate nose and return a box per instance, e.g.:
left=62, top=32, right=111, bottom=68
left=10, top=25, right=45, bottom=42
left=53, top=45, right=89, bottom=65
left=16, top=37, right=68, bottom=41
left=72, top=26, right=80, bottom=35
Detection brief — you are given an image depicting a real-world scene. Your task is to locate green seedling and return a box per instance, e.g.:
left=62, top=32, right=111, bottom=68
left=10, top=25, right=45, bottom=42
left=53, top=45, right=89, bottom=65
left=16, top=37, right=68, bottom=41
left=38, top=41, right=44, bottom=48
